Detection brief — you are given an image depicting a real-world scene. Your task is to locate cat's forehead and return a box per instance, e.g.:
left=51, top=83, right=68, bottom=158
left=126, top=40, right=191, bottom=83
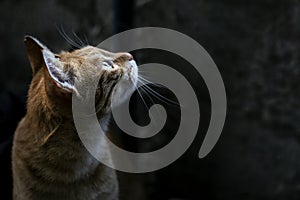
left=66, top=46, right=115, bottom=59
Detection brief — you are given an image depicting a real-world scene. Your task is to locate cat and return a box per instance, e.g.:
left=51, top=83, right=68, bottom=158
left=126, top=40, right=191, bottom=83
left=12, top=36, right=138, bottom=200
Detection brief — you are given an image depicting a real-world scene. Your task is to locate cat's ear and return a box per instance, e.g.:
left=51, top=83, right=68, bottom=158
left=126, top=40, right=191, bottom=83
left=24, top=36, right=77, bottom=94
left=42, top=49, right=77, bottom=94
left=24, top=35, right=48, bottom=75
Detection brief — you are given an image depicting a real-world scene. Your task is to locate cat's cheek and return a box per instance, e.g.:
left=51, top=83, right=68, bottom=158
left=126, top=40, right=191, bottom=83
left=112, top=80, right=136, bottom=106
left=130, top=68, right=138, bottom=85
left=129, top=61, right=138, bottom=85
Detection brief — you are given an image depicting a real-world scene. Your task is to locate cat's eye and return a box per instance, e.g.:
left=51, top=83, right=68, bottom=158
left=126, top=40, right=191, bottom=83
left=103, top=60, right=114, bottom=69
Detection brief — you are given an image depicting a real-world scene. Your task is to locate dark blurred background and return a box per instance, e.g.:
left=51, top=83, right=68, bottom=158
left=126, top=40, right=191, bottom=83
left=1, top=0, right=300, bottom=199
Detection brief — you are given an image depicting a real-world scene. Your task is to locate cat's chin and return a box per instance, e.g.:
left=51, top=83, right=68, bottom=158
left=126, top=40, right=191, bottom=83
left=111, top=81, right=135, bottom=107
left=111, top=61, right=138, bottom=107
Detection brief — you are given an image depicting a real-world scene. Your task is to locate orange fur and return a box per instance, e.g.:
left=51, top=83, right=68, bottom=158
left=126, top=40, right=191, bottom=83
left=12, top=36, right=138, bottom=200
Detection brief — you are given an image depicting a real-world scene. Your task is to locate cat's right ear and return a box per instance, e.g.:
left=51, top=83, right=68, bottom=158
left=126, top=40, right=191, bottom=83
left=24, top=36, right=49, bottom=75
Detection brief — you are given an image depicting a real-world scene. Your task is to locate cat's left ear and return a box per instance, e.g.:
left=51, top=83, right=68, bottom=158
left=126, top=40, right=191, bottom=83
left=24, top=36, right=77, bottom=94
left=42, top=49, right=78, bottom=94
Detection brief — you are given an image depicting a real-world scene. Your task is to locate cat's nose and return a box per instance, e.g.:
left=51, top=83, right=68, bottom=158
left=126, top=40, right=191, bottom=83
left=115, top=53, right=133, bottom=61
left=126, top=53, right=133, bottom=61
left=125, top=53, right=133, bottom=61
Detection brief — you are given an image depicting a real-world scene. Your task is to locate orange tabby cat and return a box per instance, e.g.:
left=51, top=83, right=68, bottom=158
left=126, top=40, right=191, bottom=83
left=12, top=36, right=138, bottom=200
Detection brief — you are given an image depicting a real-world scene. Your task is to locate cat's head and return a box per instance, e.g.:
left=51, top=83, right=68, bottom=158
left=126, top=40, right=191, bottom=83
left=24, top=36, right=138, bottom=114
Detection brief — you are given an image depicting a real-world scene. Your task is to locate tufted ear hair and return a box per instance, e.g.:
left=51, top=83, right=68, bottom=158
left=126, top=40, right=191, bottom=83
left=24, top=35, right=77, bottom=94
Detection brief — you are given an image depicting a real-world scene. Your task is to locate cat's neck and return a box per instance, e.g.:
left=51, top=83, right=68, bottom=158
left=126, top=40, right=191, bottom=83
left=26, top=71, right=80, bottom=141
left=26, top=69, right=111, bottom=150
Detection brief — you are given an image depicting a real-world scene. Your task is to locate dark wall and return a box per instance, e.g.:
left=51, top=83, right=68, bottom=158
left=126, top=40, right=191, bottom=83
left=1, top=0, right=300, bottom=200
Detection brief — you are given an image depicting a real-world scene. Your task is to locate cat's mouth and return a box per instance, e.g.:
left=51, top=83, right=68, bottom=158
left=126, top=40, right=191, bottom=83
left=129, top=60, right=137, bottom=68
left=110, top=58, right=138, bottom=107
left=128, top=59, right=138, bottom=84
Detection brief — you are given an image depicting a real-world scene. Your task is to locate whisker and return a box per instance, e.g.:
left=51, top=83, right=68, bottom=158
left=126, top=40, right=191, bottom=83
left=61, top=27, right=82, bottom=48
left=138, top=86, right=162, bottom=118
left=138, top=85, right=158, bottom=108
left=84, top=34, right=90, bottom=45
left=135, top=85, right=159, bottom=126
left=56, top=24, right=82, bottom=49
left=138, top=80, right=180, bottom=106
left=135, top=85, right=151, bottom=113
left=138, top=76, right=180, bottom=105
left=138, top=76, right=162, bottom=88
left=72, top=29, right=86, bottom=47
